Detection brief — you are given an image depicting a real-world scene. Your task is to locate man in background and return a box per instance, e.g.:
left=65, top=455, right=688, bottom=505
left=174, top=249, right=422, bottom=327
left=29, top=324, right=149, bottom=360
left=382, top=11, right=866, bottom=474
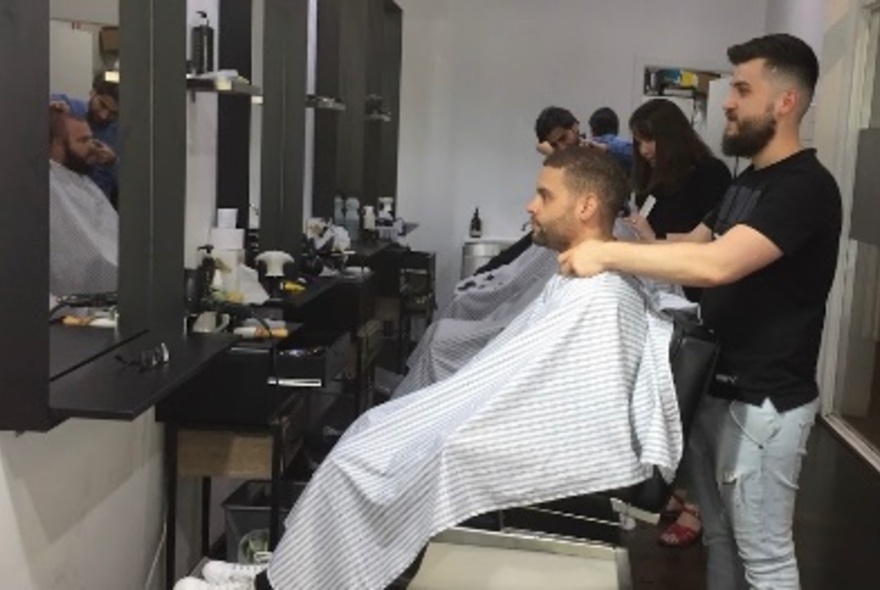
left=535, top=105, right=582, bottom=155
left=51, top=72, right=120, bottom=207
left=585, top=106, right=634, bottom=172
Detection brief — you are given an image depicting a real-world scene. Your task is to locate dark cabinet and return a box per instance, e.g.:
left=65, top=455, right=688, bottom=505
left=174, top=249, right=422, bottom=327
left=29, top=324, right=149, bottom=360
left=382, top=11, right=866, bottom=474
left=313, top=0, right=403, bottom=218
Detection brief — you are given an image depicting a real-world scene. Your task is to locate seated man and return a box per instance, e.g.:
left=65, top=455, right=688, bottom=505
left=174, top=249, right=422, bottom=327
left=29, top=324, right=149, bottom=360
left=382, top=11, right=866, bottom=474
left=49, top=110, right=119, bottom=296
left=177, top=147, right=683, bottom=590
left=51, top=72, right=120, bottom=207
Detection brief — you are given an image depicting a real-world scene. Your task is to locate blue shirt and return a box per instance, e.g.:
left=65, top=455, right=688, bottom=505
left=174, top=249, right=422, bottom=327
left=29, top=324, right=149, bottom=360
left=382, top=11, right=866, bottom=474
left=593, top=134, right=633, bottom=172
left=51, top=93, right=119, bottom=203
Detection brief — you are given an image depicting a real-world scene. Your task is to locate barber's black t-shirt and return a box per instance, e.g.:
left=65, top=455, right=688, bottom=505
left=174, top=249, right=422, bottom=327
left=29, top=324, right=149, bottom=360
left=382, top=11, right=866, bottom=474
left=701, top=149, right=842, bottom=411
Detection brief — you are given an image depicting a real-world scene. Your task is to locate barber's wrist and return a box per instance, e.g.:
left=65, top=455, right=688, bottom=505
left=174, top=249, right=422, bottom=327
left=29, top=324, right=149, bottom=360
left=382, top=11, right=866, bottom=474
left=598, top=241, right=618, bottom=272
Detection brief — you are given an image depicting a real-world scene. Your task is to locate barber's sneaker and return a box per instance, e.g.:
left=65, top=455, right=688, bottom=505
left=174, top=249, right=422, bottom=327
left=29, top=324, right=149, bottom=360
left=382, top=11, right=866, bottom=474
left=172, top=577, right=252, bottom=590
left=202, top=560, right=268, bottom=584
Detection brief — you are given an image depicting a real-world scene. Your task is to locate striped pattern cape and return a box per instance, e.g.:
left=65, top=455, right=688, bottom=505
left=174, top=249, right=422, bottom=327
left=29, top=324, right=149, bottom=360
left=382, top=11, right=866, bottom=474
left=267, top=272, right=681, bottom=590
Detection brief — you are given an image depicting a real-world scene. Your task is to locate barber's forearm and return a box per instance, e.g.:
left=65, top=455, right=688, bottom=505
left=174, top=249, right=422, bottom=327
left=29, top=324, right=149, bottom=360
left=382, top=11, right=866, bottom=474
left=599, top=241, right=728, bottom=287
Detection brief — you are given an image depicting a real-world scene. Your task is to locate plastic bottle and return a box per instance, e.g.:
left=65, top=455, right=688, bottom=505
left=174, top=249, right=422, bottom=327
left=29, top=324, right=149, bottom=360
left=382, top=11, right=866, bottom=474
left=333, top=195, right=345, bottom=227
left=191, top=11, right=214, bottom=74
left=345, top=196, right=361, bottom=241
left=363, top=205, right=376, bottom=231
left=469, top=208, right=482, bottom=238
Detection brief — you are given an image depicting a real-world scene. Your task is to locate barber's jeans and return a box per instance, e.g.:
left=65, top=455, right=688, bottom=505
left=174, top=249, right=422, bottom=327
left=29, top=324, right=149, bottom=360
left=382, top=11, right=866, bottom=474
left=687, top=395, right=818, bottom=590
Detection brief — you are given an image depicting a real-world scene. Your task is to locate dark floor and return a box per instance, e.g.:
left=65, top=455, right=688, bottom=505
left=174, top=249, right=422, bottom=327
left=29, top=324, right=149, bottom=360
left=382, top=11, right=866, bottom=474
left=627, top=421, right=880, bottom=589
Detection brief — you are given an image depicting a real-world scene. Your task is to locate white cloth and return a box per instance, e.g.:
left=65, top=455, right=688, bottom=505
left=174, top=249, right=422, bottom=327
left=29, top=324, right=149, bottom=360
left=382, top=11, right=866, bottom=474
left=395, top=220, right=673, bottom=398
left=267, top=272, right=682, bottom=590
left=396, top=245, right=558, bottom=397
left=49, top=161, right=118, bottom=295
left=442, top=245, right=558, bottom=322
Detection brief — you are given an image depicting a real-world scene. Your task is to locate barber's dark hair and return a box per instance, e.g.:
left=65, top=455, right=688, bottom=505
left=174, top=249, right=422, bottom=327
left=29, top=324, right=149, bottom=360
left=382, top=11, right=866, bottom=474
left=727, top=33, right=818, bottom=110
left=588, top=107, right=619, bottom=137
left=535, top=106, right=578, bottom=142
left=543, top=146, right=630, bottom=225
left=92, top=72, right=119, bottom=102
left=629, top=98, right=713, bottom=197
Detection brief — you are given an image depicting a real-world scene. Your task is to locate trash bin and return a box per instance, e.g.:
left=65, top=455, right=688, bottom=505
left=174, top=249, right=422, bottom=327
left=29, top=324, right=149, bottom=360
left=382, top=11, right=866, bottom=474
left=460, top=239, right=514, bottom=279
left=223, top=480, right=308, bottom=563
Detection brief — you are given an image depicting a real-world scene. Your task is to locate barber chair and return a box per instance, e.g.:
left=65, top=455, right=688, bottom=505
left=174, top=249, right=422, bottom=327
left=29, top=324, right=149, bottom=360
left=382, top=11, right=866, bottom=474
left=404, top=311, right=719, bottom=590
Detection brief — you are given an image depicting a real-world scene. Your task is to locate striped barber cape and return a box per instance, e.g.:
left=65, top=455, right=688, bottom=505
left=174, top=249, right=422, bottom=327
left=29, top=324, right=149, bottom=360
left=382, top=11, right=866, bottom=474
left=440, top=245, right=559, bottom=322
left=267, top=272, right=681, bottom=590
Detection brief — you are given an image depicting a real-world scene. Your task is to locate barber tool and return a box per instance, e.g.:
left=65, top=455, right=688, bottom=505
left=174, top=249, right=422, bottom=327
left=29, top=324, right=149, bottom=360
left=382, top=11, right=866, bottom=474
left=639, top=195, right=657, bottom=218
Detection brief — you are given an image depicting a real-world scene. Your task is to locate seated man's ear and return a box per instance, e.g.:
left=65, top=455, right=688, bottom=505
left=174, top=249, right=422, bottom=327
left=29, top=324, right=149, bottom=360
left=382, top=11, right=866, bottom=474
left=576, top=193, right=601, bottom=221
left=536, top=141, right=554, bottom=156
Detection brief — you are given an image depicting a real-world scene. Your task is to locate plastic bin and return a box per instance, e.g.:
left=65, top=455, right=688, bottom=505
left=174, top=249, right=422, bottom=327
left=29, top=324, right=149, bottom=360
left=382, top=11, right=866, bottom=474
left=222, top=480, right=308, bottom=563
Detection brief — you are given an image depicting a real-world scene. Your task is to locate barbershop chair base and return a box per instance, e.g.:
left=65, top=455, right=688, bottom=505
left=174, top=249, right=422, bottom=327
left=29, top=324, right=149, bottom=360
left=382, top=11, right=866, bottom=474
left=407, top=527, right=631, bottom=590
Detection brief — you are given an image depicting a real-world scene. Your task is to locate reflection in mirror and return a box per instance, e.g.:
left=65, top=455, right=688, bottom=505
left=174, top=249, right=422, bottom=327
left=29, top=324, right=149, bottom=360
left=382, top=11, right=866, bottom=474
left=48, top=1, right=127, bottom=377
left=249, top=0, right=265, bottom=233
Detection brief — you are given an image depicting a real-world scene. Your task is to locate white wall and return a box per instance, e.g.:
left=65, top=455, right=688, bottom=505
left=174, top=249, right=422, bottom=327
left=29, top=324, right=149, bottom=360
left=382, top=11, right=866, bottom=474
left=185, top=0, right=222, bottom=268
left=765, top=0, right=827, bottom=58
left=396, top=0, right=768, bottom=304
left=49, top=22, right=94, bottom=98
left=0, top=415, right=165, bottom=590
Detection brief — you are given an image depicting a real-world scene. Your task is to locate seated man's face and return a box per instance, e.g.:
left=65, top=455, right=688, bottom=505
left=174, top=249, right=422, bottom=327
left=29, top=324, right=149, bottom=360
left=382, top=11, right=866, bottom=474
left=527, top=167, right=580, bottom=252
left=62, top=119, right=99, bottom=175
left=545, top=123, right=581, bottom=152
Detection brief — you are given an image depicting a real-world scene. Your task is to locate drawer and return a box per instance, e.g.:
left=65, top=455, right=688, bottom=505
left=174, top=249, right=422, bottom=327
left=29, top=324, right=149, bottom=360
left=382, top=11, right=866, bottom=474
left=274, top=329, right=350, bottom=388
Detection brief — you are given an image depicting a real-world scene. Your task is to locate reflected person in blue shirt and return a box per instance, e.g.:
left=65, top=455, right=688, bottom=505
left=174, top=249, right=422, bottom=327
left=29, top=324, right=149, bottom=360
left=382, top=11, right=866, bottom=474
left=50, top=72, right=120, bottom=208
left=586, top=107, right=634, bottom=174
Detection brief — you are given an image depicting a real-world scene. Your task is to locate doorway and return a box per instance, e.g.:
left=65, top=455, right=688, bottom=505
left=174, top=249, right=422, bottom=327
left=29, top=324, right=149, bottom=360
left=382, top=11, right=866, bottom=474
left=826, top=4, right=880, bottom=470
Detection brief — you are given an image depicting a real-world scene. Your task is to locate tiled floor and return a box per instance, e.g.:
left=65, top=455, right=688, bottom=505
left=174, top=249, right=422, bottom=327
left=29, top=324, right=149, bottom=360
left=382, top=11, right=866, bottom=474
left=627, top=422, right=880, bottom=589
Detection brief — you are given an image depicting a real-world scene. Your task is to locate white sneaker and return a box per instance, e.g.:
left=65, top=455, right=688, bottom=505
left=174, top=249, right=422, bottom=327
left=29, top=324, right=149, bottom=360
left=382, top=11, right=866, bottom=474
left=202, top=560, right=268, bottom=584
left=173, top=577, right=252, bottom=590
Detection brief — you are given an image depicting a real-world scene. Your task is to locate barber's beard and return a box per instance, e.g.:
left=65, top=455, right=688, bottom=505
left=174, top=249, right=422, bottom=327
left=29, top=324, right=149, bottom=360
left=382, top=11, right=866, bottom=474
left=722, top=109, right=776, bottom=158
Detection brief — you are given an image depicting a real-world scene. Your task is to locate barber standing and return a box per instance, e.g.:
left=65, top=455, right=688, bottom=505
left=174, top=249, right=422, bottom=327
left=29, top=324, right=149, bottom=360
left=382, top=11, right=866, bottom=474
left=560, top=34, right=840, bottom=590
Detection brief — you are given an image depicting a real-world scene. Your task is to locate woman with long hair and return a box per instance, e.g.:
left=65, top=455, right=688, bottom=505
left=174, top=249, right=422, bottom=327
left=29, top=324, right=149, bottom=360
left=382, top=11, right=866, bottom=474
left=628, top=98, right=732, bottom=548
left=629, top=98, right=731, bottom=244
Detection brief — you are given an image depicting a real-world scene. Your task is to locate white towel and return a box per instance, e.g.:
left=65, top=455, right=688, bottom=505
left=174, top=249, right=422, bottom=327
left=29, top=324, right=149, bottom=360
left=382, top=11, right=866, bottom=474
left=267, top=272, right=682, bottom=590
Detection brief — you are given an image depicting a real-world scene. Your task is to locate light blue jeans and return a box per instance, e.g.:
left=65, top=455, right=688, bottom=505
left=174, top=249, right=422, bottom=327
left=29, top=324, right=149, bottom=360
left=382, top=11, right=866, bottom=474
left=687, top=395, right=818, bottom=590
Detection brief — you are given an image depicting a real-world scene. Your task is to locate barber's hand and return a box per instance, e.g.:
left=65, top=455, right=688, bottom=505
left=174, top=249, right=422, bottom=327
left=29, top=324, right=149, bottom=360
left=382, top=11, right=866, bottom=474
left=558, top=240, right=607, bottom=278
left=585, top=140, right=608, bottom=151
left=536, top=141, right=554, bottom=156
left=50, top=101, right=70, bottom=113
left=627, top=213, right=656, bottom=242
left=92, top=140, right=117, bottom=165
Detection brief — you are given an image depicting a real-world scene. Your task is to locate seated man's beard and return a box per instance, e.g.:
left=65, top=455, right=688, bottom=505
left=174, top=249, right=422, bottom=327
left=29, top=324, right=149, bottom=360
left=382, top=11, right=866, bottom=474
left=722, top=112, right=776, bottom=158
left=64, top=149, right=93, bottom=175
left=532, top=225, right=570, bottom=252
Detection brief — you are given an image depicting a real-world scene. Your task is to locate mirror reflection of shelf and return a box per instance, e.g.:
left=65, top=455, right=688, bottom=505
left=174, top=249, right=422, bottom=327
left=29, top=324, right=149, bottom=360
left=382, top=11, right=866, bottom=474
left=186, top=74, right=262, bottom=96
left=366, top=111, right=392, bottom=122
left=306, top=94, right=346, bottom=111
left=102, top=70, right=263, bottom=99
